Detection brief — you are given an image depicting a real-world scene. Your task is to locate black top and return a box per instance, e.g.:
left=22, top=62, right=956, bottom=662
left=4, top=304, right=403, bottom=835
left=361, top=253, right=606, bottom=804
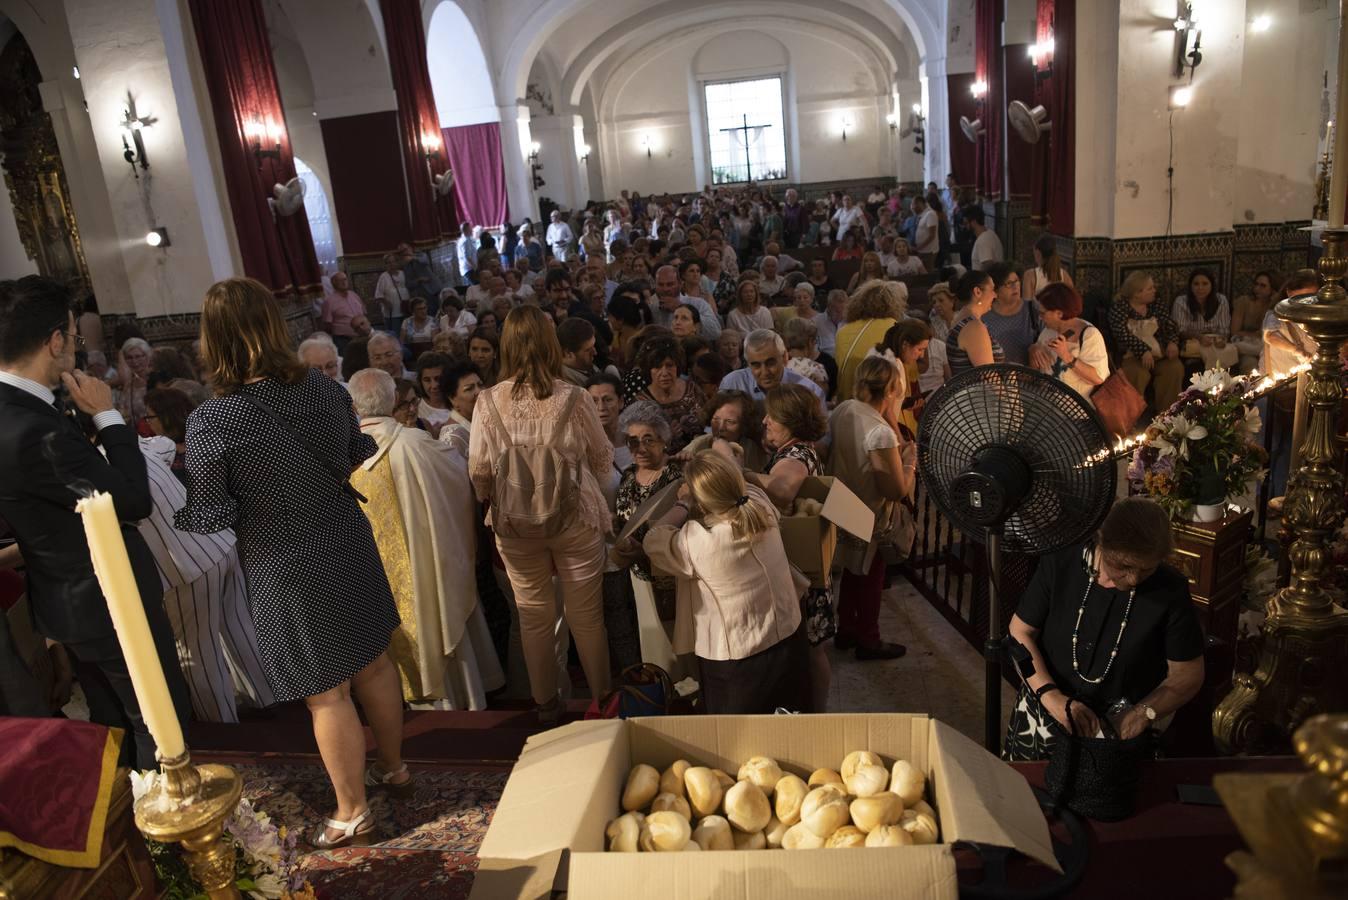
left=1017, top=543, right=1204, bottom=710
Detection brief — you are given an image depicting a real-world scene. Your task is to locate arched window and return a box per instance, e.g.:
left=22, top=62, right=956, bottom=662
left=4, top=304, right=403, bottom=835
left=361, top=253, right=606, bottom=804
left=293, top=157, right=336, bottom=274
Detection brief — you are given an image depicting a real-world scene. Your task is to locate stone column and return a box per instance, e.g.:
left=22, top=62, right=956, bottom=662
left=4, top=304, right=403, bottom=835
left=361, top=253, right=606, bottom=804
left=497, top=103, right=537, bottom=222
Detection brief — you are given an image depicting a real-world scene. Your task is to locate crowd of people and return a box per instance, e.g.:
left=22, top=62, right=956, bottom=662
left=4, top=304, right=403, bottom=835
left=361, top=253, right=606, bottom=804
left=0, top=179, right=1326, bottom=849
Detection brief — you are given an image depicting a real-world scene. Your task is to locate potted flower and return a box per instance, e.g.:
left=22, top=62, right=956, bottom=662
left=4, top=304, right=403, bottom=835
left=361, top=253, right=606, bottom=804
left=1127, top=368, right=1268, bottom=521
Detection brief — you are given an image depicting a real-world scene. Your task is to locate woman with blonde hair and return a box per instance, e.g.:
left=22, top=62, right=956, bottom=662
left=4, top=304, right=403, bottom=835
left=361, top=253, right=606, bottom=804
left=847, top=251, right=888, bottom=292
left=827, top=355, right=917, bottom=661
left=1109, top=270, right=1184, bottom=411
left=468, top=305, right=613, bottom=722
left=833, top=279, right=909, bottom=400
left=727, top=278, right=774, bottom=334
left=176, top=277, right=407, bottom=850
left=642, top=450, right=811, bottom=713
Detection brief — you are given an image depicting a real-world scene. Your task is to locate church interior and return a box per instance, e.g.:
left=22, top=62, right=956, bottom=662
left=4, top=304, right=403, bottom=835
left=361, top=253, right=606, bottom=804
left=2, top=1, right=1348, bottom=898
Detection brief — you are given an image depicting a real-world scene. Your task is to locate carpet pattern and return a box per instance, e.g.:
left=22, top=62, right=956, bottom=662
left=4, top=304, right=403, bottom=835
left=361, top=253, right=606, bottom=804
left=230, top=757, right=509, bottom=899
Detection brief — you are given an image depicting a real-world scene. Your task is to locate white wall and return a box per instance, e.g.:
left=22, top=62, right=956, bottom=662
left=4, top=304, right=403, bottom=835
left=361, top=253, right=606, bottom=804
left=426, top=1, right=499, bottom=127
left=598, top=24, right=890, bottom=194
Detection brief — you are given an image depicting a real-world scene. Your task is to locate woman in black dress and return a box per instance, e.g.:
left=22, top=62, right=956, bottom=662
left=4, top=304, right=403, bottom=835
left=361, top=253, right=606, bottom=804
left=1004, top=497, right=1205, bottom=761
left=175, top=278, right=406, bottom=849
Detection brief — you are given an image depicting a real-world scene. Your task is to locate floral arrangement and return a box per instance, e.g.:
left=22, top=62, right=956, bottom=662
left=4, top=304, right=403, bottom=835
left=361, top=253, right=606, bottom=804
left=1127, top=368, right=1268, bottom=519
left=130, top=771, right=314, bottom=900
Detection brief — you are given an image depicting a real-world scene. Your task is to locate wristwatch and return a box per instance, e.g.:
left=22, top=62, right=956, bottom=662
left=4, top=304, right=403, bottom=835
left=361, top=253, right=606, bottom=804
left=1140, top=704, right=1157, bottom=722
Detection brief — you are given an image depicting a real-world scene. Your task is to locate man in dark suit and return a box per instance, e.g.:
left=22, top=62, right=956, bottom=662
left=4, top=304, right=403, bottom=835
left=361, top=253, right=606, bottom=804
left=0, top=276, right=189, bottom=768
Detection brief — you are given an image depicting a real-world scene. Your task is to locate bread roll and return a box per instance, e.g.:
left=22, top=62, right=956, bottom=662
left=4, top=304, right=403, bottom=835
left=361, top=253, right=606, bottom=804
left=606, top=812, right=643, bottom=852
left=773, top=774, right=809, bottom=826
left=683, top=841, right=702, bottom=851
left=644, top=811, right=691, bottom=851
left=737, top=757, right=782, bottom=797
left=865, top=824, right=914, bottom=847
left=684, top=767, right=724, bottom=819
left=650, top=792, right=691, bottom=820
left=660, top=760, right=691, bottom=799
left=825, top=825, right=867, bottom=848
left=899, top=808, right=939, bottom=845
left=733, top=829, right=767, bottom=851
left=691, top=814, right=734, bottom=851
left=808, top=768, right=845, bottom=790
left=724, top=780, right=772, bottom=833
left=711, top=769, right=736, bottom=791
left=800, top=785, right=851, bottom=838
left=910, top=799, right=940, bottom=840
left=844, top=763, right=889, bottom=798
left=764, top=815, right=789, bottom=849
left=849, top=792, right=904, bottom=833
left=782, top=822, right=826, bottom=849
left=840, top=751, right=884, bottom=782
left=623, top=764, right=661, bottom=812
left=889, top=760, right=926, bottom=807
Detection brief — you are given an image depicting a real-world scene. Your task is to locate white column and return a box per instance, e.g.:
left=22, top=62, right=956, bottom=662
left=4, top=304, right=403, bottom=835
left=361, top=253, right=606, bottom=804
left=921, top=54, right=953, bottom=188
left=497, top=104, right=536, bottom=222
left=895, top=79, right=924, bottom=183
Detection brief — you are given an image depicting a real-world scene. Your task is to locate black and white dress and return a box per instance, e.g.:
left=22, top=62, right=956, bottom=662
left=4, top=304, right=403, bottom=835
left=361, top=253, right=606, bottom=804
left=174, top=371, right=400, bottom=703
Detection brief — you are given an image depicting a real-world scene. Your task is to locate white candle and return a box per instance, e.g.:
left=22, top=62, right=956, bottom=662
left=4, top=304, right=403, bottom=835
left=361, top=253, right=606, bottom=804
left=77, top=491, right=186, bottom=760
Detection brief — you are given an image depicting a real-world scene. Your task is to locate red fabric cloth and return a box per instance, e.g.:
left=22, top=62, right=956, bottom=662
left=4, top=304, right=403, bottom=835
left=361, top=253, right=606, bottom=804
left=380, top=0, right=456, bottom=242
left=1030, top=0, right=1075, bottom=231
left=321, top=111, right=411, bottom=255
left=443, top=123, right=510, bottom=228
left=947, top=73, right=979, bottom=190
left=185, top=0, right=320, bottom=294
left=0, top=718, right=122, bottom=868
left=974, top=0, right=1004, bottom=198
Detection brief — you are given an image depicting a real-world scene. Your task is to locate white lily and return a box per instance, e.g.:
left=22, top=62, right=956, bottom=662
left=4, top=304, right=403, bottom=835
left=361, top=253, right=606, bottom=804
left=1241, top=404, right=1262, bottom=437
left=1151, top=414, right=1207, bottom=459
left=129, top=769, right=159, bottom=804
left=1191, top=368, right=1234, bottom=394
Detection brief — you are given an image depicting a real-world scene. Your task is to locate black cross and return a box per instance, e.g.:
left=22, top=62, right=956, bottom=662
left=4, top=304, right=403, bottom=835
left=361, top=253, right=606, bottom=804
left=719, top=113, right=772, bottom=183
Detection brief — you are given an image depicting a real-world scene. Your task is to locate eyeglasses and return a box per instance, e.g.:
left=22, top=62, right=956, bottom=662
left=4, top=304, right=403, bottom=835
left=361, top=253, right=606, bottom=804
left=624, top=435, right=666, bottom=451
left=63, top=331, right=86, bottom=348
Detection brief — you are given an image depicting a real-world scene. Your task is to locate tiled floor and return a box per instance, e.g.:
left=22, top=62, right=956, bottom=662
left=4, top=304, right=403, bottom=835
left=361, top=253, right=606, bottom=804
left=825, top=579, right=1016, bottom=746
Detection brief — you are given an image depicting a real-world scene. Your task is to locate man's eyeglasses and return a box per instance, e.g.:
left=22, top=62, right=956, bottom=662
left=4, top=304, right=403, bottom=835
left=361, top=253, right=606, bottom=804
left=624, top=434, right=665, bottom=451
left=63, top=330, right=86, bottom=348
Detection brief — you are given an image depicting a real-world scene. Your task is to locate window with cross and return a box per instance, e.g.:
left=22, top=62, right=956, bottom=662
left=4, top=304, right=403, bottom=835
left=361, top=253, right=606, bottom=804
left=704, top=76, right=788, bottom=184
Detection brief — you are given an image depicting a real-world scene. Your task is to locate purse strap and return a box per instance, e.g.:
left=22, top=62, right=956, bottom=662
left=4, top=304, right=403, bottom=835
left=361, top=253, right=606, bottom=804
left=236, top=391, right=367, bottom=504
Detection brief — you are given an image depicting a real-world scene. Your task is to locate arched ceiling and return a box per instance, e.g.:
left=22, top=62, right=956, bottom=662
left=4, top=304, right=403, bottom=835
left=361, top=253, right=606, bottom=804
left=501, top=0, right=935, bottom=108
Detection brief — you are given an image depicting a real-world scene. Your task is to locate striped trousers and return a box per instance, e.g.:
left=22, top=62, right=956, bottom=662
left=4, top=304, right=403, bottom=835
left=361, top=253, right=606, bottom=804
left=161, top=550, right=274, bottom=723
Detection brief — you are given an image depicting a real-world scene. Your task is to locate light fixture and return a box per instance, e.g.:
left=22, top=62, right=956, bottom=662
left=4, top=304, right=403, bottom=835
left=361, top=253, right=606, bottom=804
left=970, top=80, right=988, bottom=99
left=640, top=133, right=652, bottom=158
left=421, top=131, right=442, bottom=158
left=1251, top=14, right=1271, bottom=33
left=529, top=141, right=544, bottom=189
left=118, top=94, right=156, bottom=177
left=909, top=107, right=926, bottom=156
left=911, top=103, right=923, bottom=116
left=579, top=143, right=591, bottom=164
left=1174, top=2, right=1202, bottom=78
left=243, top=118, right=284, bottom=168
left=1029, top=36, right=1055, bottom=80
left=840, top=115, right=854, bottom=142
left=72, top=66, right=80, bottom=80
left=886, top=112, right=898, bottom=133
left=145, top=227, right=170, bottom=248
left=1170, top=84, right=1194, bottom=109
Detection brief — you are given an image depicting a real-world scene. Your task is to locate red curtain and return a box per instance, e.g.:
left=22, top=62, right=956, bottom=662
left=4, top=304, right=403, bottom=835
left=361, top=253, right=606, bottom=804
left=186, top=0, right=320, bottom=294
left=974, top=0, right=1004, bottom=199
left=442, top=123, right=510, bottom=228
left=380, top=0, right=455, bottom=242
left=947, top=74, right=979, bottom=189
left=1031, top=0, right=1075, bottom=232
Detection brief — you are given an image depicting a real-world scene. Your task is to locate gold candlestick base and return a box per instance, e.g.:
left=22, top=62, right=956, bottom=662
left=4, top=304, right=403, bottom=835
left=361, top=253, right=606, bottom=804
left=134, top=749, right=243, bottom=900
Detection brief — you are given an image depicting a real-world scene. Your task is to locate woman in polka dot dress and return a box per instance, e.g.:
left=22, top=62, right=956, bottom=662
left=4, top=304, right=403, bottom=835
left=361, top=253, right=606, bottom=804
left=175, top=278, right=407, bottom=850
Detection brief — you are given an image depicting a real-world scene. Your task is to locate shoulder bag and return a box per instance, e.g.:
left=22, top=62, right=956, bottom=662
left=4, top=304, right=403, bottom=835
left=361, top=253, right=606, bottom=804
left=236, top=391, right=367, bottom=504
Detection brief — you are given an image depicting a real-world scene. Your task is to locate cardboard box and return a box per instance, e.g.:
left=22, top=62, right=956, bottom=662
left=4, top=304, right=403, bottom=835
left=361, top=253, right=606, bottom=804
left=473, top=714, right=1058, bottom=900
left=778, top=476, right=874, bottom=587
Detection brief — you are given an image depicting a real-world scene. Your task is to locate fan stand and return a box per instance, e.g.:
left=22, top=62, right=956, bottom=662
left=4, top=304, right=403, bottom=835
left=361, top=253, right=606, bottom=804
left=984, top=528, right=1006, bottom=753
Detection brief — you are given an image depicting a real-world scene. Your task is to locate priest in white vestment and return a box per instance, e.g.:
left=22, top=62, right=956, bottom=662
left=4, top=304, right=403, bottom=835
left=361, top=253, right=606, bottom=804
left=347, top=369, right=505, bottom=709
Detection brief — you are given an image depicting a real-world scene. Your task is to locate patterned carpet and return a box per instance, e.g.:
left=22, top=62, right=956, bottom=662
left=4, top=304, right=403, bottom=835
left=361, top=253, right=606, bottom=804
left=223, top=754, right=510, bottom=899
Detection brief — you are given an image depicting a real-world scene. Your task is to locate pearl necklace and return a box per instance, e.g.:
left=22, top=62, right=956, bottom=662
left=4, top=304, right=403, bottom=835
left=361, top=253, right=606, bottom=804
left=1071, top=566, right=1136, bottom=686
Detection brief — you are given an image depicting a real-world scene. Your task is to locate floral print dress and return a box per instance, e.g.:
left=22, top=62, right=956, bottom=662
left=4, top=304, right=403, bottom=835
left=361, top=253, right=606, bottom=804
left=614, top=460, right=685, bottom=614
left=765, top=442, right=837, bottom=646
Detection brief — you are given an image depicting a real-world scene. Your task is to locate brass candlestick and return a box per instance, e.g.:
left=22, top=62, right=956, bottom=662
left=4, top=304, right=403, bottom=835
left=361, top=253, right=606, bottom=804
left=135, top=749, right=243, bottom=900
left=1213, top=229, right=1348, bottom=753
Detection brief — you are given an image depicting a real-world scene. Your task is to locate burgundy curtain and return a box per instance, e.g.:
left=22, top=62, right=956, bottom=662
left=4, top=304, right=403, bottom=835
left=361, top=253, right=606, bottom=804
left=379, top=0, right=456, bottom=241
left=1031, top=0, right=1075, bottom=232
left=947, top=74, right=978, bottom=189
left=442, top=123, right=509, bottom=228
left=974, top=0, right=1004, bottom=199
left=186, top=0, right=320, bottom=294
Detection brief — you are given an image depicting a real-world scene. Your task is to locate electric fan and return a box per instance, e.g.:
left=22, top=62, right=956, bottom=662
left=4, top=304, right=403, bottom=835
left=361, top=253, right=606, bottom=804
left=918, top=365, right=1116, bottom=752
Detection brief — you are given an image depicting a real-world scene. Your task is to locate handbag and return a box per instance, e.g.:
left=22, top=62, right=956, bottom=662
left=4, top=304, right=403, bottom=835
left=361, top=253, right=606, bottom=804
left=1090, top=371, right=1146, bottom=438
left=1043, top=696, right=1151, bottom=822
left=584, top=663, right=677, bottom=719
left=876, top=497, right=918, bottom=564
left=236, top=392, right=367, bottom=503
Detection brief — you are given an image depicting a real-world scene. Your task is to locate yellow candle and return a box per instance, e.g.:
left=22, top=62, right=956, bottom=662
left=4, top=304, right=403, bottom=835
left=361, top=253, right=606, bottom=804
left=77, top=491, right=186, bottom=761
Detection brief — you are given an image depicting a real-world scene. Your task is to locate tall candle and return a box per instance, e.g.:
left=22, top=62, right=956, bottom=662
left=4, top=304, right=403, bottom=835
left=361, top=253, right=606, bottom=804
left=77, top=491, right=186, bottom=760
left=1330, top=13, right=1348, bottom=228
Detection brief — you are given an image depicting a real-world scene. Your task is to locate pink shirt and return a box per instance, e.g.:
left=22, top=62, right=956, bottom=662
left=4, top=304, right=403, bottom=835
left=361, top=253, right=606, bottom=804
left=322, top=290, right=366, bottom=336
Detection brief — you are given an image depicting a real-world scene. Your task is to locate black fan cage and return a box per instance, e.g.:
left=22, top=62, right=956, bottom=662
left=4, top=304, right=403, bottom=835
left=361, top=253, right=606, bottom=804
left=917, top=364, right=1116, bottom=555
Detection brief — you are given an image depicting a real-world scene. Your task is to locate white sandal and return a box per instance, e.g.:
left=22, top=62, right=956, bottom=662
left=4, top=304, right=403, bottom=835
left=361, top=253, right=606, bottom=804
left=309, top=807, right=376, bottom=850
left=365, top=762, right=414, bottom=798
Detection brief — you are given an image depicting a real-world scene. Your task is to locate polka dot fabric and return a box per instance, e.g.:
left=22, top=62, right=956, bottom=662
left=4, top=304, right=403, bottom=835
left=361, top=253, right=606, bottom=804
left=174, top=370, right=400, bottom=702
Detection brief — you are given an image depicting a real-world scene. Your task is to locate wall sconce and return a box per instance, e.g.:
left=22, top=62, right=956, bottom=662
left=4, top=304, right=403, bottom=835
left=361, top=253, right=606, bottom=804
left=970, top=80, right=988, bottom=99
left=1028, top=36, right=1054, bottom=81
left=421, top=131, right=442, bottom=159
left=144, top=227, right=170, bottom=248
left=1169, top=84, right=1194, bottom=109
left=910, top=104, right=926, bottom=156
left=840, top=115, right=854, bottom=142
left=1250, top=14, right=1272, bottom=33
left=118, top=93, right=156, bottom=177
left=886, top=112, right=898, bottom=133
left=243, top=118, right=284, bottom=169
left=1173, top=2, right=1202, bottom=79
left=529, top=141, right=545, bottom=189
left=579, top=143, right=591, bottom=164
left=640, top=134, right=652, bottom=158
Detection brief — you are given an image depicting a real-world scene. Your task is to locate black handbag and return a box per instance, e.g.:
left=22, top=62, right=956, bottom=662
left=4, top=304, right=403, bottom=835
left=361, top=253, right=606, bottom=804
left=236, top=391, right=368, bottom=504
left=1043, top=697, right=1151, bottom=822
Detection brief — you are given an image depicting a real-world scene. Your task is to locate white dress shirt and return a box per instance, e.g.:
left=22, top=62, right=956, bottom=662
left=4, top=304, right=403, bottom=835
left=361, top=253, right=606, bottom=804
left=0, top=369, right=124, bottom=431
